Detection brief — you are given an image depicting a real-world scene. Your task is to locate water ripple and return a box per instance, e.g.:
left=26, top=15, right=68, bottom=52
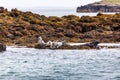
left=0, top=47, right=119, bottom=80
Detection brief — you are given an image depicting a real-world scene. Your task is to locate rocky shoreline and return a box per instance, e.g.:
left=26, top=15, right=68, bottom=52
left=77, top=0, right=120, bottom=12
left=0, top=7, right=119, bottom=49
left=77, top=5, right=120, bottom=12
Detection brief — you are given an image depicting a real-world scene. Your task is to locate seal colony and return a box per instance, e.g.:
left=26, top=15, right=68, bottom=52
left=35, top=36, right=100, bottom=49
left=35, top=36, right=120, bottom=49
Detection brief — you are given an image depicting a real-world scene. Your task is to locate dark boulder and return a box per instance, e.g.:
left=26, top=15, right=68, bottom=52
left=0, top=43, right=6, bottom=52
left=85, top=41, right=100, bottom=48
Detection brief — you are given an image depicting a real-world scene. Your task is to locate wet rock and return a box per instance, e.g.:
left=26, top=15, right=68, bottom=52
left=0, top=43, right=6, bottom=52
left=35, top=44, right=51, bottom=49
left=85, top=41, right=100, bottom=48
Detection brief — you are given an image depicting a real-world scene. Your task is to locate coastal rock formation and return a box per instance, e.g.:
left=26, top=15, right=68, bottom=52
left=0, top=7, right=119, bottom=47
left=77, top=0, right=120, bottom=12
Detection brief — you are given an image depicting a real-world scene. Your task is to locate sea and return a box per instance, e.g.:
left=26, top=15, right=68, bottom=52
left=16, top=7, right=115, bottom=17
left=1, top=7, right=119, bottom=80
left=0, top=47, right=120, bottom=80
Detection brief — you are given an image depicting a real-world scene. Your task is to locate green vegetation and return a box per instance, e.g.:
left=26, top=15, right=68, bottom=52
left=94, top=0, right=120, bottom=5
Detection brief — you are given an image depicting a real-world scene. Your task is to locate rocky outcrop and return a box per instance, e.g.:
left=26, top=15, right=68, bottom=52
left=0, top=7, right=119, bottom=48
left=0, top=43, right=6, bottom=52
left=77, top=0, right=120, bottom=12
left=77, top=5, right=120, bottom=12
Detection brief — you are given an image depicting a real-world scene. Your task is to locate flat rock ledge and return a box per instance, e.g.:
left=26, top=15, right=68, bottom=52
left=0, top=43, right=6, bottom=52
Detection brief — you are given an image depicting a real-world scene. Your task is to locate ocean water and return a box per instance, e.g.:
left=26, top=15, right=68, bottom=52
left=0, top=47, right=120, bottom=80
left=19, top=7, right=115, bottom=17
left=29, top=8, right=97, bottom=17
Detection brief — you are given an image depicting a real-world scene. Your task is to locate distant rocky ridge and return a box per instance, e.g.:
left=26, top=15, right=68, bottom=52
left=100, top=0, right=120, bottom=5
left=77, top=0, right=120, bottom=12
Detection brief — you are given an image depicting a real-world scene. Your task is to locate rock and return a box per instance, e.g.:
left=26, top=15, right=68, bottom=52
left=77, top=5, right=120, bottom=12
left=0, top=7, right=7, bottom=13
left=85, top=41, right=100, bottom=48
left=0, top=43, right=6, bottom=52
left=53, top=32, right=64, bottom=38
left=77, top=0, right=120, bottom=12
left=35, top=44, right=50, bottom=49
left=64, top=29, right=78, bottom=38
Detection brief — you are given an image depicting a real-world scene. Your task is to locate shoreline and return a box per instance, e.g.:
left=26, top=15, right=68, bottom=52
left=69, top=43, right=120, bottom=47
left=6, top=42, right=120, bottom=50
left=77, top=0, right=120, bottom=13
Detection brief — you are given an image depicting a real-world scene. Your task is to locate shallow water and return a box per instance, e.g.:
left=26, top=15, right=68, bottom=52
left=0, top=47, right=120, bottom=80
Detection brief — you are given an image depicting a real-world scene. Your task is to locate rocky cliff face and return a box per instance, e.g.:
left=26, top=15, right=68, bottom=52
left=77, top=0, right=120, bottom=12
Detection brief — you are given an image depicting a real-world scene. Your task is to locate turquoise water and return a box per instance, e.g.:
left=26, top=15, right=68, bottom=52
left=0, top=47, right=120, bottom=80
